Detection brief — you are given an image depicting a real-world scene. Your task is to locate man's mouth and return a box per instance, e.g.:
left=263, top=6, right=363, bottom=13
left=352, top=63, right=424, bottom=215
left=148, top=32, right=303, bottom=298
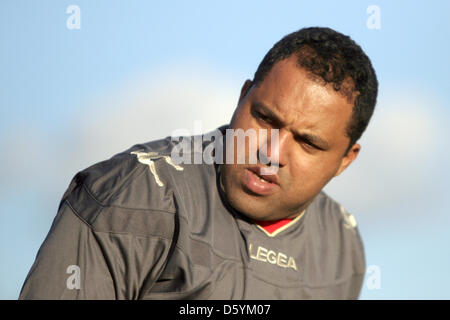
left=242, top=166, right=279, bottom=196
left=248, top=166, right=280, bottom=184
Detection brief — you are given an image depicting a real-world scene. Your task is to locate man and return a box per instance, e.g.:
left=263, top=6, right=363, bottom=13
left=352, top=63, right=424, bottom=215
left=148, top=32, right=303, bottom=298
left=19, top=27, right=378, bottom=299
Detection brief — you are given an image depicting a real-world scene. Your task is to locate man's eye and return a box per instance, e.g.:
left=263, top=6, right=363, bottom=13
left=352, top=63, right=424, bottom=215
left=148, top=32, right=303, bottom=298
left=295, top=137, right=317, bottom=150
left=256, top=112, right=271, bottom=123
left=303, top=141, right=316, bottom=149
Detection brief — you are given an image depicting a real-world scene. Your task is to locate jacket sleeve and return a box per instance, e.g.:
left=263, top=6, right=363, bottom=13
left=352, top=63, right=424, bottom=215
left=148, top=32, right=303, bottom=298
left=19, top=199, right=116, bottom=299
left=19, top=153, right=177, bottom=300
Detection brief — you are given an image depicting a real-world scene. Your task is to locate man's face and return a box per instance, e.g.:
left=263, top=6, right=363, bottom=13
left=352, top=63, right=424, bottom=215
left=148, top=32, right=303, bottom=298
left=221, top=54, right=360, bottom=221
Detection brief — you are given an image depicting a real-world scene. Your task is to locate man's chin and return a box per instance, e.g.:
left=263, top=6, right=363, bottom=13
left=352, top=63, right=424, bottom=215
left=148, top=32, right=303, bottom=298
left=222, top=167, right=286, bottom=220
left=227, top=193, right=279, bottom=221
left=235, top=208, right=274, bottom=221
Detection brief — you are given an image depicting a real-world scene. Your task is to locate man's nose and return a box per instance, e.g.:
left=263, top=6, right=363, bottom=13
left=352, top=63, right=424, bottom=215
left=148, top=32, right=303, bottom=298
left=258, top=128, right=288, bottom=168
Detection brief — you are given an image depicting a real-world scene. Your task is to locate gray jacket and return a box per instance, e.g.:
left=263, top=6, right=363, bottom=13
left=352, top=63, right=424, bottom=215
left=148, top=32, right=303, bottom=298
left=19, top=126, right=366, bottom=299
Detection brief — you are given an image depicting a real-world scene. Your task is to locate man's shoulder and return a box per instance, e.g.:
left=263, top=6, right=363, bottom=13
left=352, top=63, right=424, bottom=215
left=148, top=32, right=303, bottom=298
left=62, top=132, right=220, bottom=231
left=306, top=191, right=365, bottom=258
left=62, top=136, right=182, bottom=229
left=309, top=191, right=359, bottom=232
left=305, top=191, right=366, bottom=276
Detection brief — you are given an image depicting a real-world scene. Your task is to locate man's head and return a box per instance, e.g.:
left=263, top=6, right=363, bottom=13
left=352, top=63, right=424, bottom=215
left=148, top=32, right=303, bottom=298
left=221, top=27, right=378, bottom=221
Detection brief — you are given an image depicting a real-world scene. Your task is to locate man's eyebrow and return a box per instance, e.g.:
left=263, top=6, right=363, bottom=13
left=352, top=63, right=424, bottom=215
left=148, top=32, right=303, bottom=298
left=294, top=132, right=330, bottom=149
left=252, top=101, right=330, bottom=149
left=251, top=101, right=284, bottom=125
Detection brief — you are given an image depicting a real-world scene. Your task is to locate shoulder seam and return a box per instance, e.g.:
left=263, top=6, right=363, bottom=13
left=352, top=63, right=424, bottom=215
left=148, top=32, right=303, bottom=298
left=83, top=180, right=176, bottom=213
left=83, top=154, right=147, bottom=205
left=67, top=180, right=177, bottom=228
left=107, top=157, right=149, bottom=204
left=65, top=199, right=95, bottom=229
left=81, top=176, right=176, bottom=212
left=67, top=196, right=176, bottom=239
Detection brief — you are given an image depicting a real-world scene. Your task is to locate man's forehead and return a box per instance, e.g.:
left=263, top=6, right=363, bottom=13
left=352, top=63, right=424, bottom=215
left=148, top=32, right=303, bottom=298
left=252, top=67, right=351, bottom=122
left=256, top=54, right=358, bottom=106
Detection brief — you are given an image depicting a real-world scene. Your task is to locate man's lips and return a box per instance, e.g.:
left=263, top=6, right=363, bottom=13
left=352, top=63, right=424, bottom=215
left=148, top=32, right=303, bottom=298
left=242, top=166, right=280, bottom=196
left=247, top=166, right=280, bottom=185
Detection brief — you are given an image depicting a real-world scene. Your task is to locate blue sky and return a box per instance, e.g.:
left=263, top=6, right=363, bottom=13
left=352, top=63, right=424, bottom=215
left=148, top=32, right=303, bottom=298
left=1, top=0, right=449, bottom=299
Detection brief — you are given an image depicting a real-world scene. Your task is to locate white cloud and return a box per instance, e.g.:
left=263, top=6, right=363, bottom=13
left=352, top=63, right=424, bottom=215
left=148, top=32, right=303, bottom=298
left=67, top=64, right=241, bottom=170
left=0, top=63, right=242, bottom=199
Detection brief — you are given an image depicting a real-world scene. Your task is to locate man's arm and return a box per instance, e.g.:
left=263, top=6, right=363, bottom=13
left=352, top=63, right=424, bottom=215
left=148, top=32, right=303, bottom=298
left=19, top=200, right=116, bottom=299
left=20, top=150, right=177, bottom=300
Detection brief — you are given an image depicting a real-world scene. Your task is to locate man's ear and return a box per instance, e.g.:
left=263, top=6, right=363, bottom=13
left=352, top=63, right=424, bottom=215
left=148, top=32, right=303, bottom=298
left=238, top=79, right=253, bottom=103
left=335, top=143, right=361, bottom=177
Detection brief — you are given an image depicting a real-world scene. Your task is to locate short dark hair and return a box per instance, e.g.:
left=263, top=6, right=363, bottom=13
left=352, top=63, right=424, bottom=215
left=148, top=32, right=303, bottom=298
left=253, top=27, right=378, bottom=153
